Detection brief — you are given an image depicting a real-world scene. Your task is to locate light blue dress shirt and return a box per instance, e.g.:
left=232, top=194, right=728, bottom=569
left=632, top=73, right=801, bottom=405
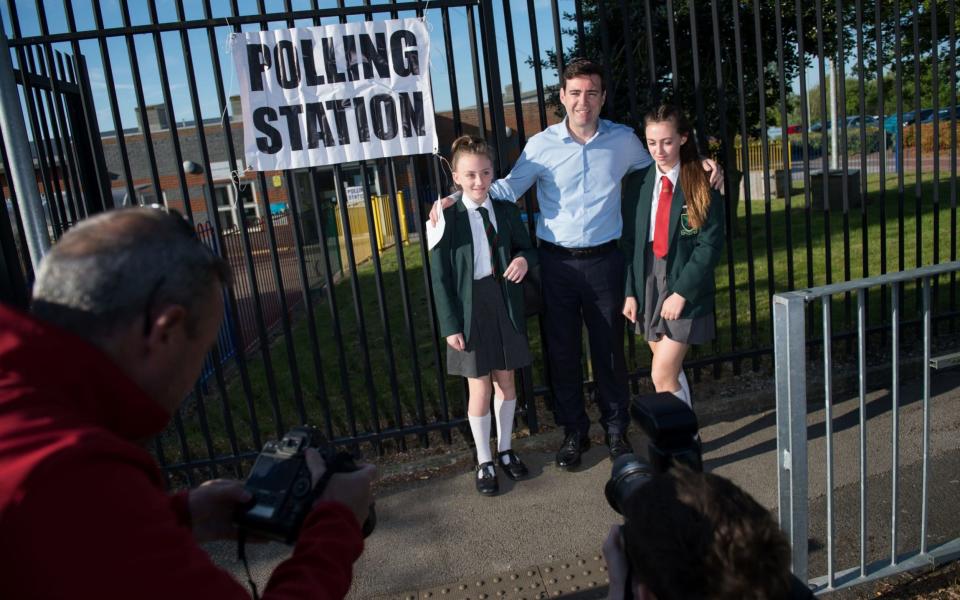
left=489, top=118, right=653, bottom=248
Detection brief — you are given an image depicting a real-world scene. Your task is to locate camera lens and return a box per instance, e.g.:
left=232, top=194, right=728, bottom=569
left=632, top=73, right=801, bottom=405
left=604, top=453, right=655, bottom=515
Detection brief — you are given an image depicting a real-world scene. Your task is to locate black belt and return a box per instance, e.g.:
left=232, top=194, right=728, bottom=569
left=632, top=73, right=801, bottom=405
left=539, top=239, right=617, bottom=257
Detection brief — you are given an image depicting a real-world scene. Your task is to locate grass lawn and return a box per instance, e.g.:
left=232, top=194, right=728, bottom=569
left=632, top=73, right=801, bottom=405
left=161, top=170, right=960, bottom=468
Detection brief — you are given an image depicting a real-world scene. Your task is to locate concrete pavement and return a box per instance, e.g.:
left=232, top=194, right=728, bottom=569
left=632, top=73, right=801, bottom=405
left=206, top=366, right=960, bottom=599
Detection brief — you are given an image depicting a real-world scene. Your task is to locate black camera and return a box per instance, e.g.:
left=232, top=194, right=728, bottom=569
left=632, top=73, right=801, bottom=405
left=235, top=426, right=375, bottom=544
left=605, top=392, right=702, bottom=514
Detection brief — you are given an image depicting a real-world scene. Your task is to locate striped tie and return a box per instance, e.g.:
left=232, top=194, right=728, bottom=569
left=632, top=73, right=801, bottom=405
left=476, top=206, right=499, bottom=277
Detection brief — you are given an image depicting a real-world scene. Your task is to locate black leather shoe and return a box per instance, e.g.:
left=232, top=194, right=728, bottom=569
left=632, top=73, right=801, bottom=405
left=556, top=432, right=590, bottom=469
left=497, top=449, right=529, bottom=480
left=605, top=432, right=634, bottom=460
left=476, top=461, right=498, bottom=495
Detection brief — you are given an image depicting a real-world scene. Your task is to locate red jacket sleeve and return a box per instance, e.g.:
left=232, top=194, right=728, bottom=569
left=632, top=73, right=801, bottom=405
left=0, top=450, right=363, bottom=600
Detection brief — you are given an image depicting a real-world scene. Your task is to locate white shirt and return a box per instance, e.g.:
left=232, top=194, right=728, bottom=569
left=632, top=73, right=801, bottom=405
left=648, top=162, right=681, bottom=243
left=461, top=194, right=498, bottom=280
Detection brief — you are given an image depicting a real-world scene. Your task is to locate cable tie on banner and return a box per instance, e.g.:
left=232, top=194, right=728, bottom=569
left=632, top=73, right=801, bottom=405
left=231, top=167, right=252, bottom=194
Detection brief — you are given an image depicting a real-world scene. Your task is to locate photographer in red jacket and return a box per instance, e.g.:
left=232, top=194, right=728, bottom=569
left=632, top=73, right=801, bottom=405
left=0, top=207, right=376, bottom=599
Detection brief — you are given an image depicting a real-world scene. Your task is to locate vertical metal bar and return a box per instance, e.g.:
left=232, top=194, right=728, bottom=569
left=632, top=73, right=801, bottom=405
left=920, top=276, right=931, bottom=554
left=911, top=0, right=922, bottom=274
left=890, top=281, right=900, bottom=564
left=857, top=288, right=867, bottom=576
left=223, top=0, right=284, bottom=441
left=501, top=0, right=525, bottom=143
left=60, top=1, right=112, bottom=213
left=686, top=1, right=707, bottom=150
left=822, top=296, right=835, bottom=589
left=754, top=0, right=775, bottom=312
left=729, top=0, right=758, bottom=370
left=773, top=0, right=794, bottom=291
left=617, top=0, right=639, bottom=124
left=357, top=161, right=401, bottom=444
left=595, top=0, right=613, bottom=114
left=333, top=164, right=381, bottom=449
left=119, top=0, right=165, bottom=206
left=476, top=0, right=507, bottom=173
left=833, top=0, right=852, bottom=333
left=91, top=0, right=136, bottom=207
left=708, top=0, right=737, bottom=378
left=550, top=0, right=564, bottom=77
left=854, top=0, right=868, bottom=338
left=814, top=0, right=832, bottom=292
left=465, top=5, right=487, bottom=139
left=929, top=1, right=940, bottom=309
left=795, top=0, right=815, bottom=300
left=875, top=0, right=888, bottom=345
left=385, top=158, right=429, bottom=445
left=950, top=0, right=958, bottom=327
left=773, top=293, right=808, bottom=581
left=256, top=0, right=306, bottom=426
left=665, top=0, right=679, bottom=95
left=893, top=0, right=905, bottom=274
left=25, top=49, right=68, bottom=234
left=0, top=31, right=48, bottom=266
left=525, top=0, right=547, bottom=130
left=426, top=158, right=453, bottom=440
left=145, top=0, right=193, bottom=220
left=440, top=7, right=462, bottom=137
left=574, top=0, right=586, bottom=50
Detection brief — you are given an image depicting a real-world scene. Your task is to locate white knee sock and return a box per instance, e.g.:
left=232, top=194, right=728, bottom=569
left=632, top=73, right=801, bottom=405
left=678, top=370, right=691, bottom=407
left=494, top=396, right=517, bottom=461
left=468, top=413, right=492, bottom=464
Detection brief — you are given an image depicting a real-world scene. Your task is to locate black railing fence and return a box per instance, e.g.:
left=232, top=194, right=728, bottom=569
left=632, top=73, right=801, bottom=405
left=0, top=0, right=957, bottom=482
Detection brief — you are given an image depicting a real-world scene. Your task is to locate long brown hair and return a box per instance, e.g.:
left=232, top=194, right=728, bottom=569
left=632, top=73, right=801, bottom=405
left=644, top=105, right=711, bottom=228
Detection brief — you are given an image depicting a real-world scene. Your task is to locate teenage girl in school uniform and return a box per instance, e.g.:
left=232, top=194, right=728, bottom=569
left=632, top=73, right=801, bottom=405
left=620, top=105, right=725, bottom=407
left=430, top=135, right=538, bottom=496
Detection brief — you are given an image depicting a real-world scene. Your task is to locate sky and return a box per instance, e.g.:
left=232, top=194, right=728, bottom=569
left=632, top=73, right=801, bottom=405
left=1, top=0, right=570, bottom=135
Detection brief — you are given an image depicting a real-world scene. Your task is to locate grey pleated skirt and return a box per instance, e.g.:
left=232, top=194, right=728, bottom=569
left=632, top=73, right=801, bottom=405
left=447, top=276, right=532, bottom=378
left=638, top=243, right=716, bottom=345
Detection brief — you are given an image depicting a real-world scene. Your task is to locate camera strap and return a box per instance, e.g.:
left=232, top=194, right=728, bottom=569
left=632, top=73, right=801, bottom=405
left=236, top=454, right=349, bottom=600
left=237, top=529, right=261, bottom=600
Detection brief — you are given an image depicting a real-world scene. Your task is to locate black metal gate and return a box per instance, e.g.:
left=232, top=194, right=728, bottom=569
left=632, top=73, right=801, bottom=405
left=0, top=1, right=956, bottom=483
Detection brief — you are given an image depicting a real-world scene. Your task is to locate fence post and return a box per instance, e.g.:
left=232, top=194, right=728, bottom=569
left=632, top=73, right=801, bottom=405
left=773, top=292, right=809, bottom=581
left=0, top=30, right=49, bottom=268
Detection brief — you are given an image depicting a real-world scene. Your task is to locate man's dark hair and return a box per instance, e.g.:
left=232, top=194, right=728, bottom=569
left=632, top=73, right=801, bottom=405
left=622, top=466, right=792, bottom=600
left=561, top=58, right=606, bottom=92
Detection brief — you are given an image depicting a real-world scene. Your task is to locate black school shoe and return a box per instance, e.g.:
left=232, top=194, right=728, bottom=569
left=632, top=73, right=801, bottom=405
left=555, top=432, right=591, bottom=469
left=476, top=461, right=499, bottom=496
left=496, top=449, right=529, bottom=480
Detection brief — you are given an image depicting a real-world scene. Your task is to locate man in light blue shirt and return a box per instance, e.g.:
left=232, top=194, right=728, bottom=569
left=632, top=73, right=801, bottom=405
left=434, top=59, right=720, bottom=470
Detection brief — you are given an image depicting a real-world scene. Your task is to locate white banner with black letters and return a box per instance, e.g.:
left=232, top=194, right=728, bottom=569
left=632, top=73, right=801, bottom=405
left=231, top=18, right=437, bottom=171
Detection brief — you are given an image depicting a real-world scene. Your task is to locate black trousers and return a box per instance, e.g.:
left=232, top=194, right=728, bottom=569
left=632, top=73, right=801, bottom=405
left=540, top=245, right=630, bottom=437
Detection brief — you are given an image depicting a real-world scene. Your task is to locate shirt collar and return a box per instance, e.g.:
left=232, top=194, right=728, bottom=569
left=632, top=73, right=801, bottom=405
left=559, top=117, right=607, bottom=142
left=656, top=161, right=681, bottom=187
left=460, top=194, right=492, bottom=213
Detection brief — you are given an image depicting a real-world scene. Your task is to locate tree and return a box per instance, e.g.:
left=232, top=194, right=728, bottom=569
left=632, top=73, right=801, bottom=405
left=532, top=1, right=848, bottom=149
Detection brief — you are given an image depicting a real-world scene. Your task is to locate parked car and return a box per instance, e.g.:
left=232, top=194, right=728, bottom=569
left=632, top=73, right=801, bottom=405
left=920, top=107, right=959, bottom=123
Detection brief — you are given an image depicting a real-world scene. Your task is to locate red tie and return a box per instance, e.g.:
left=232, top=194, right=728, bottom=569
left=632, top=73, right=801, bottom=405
left=653, top=176, right=673, bottom=258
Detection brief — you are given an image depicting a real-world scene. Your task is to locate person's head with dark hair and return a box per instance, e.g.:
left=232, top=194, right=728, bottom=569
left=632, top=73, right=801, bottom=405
left=559, top=58, right=607, bottom=140
left=561, top=58, right=606, bottom=93
left=619, top=466, right=792, bottom=600
left=30, top=207, right=231, bottom=413
left=643, top=104, right=712, bottom=229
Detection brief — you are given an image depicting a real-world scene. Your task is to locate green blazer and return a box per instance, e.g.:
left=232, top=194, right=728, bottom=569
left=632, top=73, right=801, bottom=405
left=621, top=166, right=725, bottom=319
left=430, top=198, right=538, bottom=342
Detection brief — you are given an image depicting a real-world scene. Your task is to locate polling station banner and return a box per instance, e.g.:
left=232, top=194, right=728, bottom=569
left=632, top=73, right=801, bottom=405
left=231, top=18, right=438, bottom=171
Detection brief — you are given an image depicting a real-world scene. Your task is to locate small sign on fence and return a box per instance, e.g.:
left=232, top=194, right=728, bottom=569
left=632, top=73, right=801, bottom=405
left=231, top=18, right=438, bottom=171
left=345, top=186, right=366, bottom=207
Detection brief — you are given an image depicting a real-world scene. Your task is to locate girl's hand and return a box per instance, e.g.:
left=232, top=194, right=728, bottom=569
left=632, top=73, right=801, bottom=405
left=446, top=333, right=465, bottom=351
left=503, top=256, right=528, bottom=283
left=701, top=157, right=724, bottom=190
left=660, top=292, right=686, bottom=320
left=622, top=296, right=638, bottom=323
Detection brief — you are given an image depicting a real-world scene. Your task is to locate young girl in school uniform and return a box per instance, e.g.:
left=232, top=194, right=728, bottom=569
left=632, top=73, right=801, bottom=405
left=620, top=105, right=725, bottom=408
left=430, top=135, right=538, bottom=496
